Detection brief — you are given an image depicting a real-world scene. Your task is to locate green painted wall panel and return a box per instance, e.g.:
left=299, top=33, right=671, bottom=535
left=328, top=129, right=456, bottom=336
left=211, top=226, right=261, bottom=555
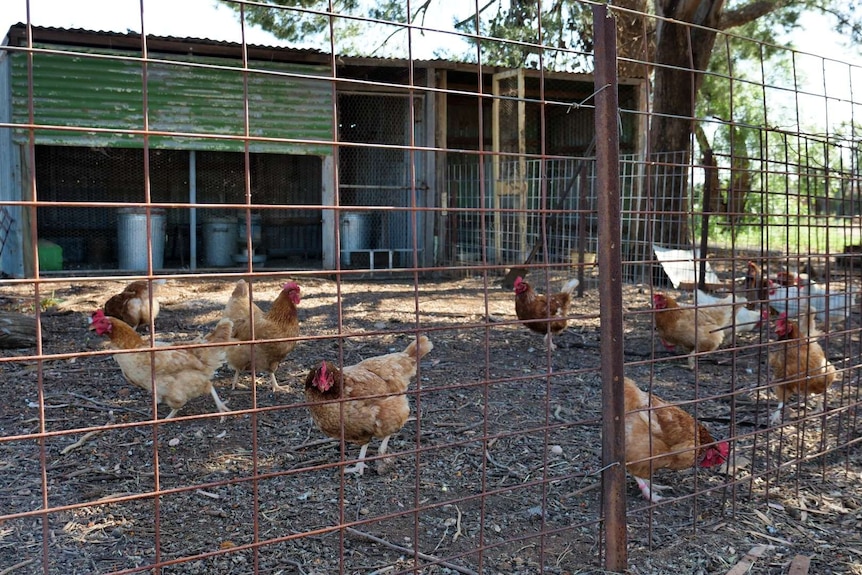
left=10, top=45, right=334, bottom=154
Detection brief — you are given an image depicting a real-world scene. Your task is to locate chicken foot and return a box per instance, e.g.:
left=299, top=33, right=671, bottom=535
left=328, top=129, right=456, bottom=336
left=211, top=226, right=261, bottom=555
left=346, top=443, right=370, bottom=476
left=635, top=477, right=671, bottom=503
left=268, top=371, right=290, bottom=393
left=162, top=387, right=230, bottom=421
left=543, top=333, right=557, bottom=352
left=210, top=387, right=231, bottom=422
left=345, top=435, right=393, bottom=476
left=232, top=370, right=290, bottom=393
left=770, top=399, right=825, bottom=426
left=231, top=370, right=247, bottom=390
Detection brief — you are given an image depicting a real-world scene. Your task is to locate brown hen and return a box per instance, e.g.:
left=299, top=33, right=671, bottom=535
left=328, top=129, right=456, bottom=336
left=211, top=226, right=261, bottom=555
left=768, top=312, right=836, bottom=424
left=624, top=377, right=729, bottom=502
left=103, top=279, right=165, bottom=330
left=652, top=292, right=735, bottom=369
left=89, top=309, right=232, bottom=419
left=513, top=276, right=579, bottom=351
left=304, top=336, right=433, bottom=476
left=223, top=279, right=301, bottom=392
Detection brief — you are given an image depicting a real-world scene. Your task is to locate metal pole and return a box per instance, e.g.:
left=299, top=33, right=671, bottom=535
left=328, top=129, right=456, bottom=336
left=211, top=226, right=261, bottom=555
left=189, top=150, right=197, bottom=270
left=594, top=3, right=628, bottom=572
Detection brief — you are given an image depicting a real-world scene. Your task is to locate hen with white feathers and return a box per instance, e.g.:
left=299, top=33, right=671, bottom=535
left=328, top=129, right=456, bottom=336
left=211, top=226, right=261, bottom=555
left=767, top=279, right=858, bottom=331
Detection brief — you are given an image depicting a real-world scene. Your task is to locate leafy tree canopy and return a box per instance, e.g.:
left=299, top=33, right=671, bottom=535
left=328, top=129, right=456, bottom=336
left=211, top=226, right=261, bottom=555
left=219, top=0, right=861, bottom=72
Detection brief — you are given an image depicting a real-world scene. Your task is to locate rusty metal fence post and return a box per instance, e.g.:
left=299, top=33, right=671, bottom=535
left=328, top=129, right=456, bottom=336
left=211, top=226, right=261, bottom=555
left=594, top=3, right=628, bottom=572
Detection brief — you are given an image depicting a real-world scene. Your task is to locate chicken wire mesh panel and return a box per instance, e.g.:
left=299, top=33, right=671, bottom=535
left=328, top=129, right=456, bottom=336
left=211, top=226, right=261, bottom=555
left=31, top=147, right=324, bottom=271
left=445, top=156, right=494, bottom=264
left=446, top=153, right=650, bottom=282
left=338, top=93, right=426, bottom=269
left=195, top=151, right=324, bottom=267
left=630, top=26, right=862, bottom=575
left=33, top=146, right=186, bottom=270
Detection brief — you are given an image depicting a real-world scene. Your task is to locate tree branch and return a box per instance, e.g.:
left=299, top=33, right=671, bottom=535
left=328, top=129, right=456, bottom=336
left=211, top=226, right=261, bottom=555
left=718, top=0, right=791, bottom=30
left=454, top=0, right=497, bottom=30
left=411, top=0, right=433, bottom=27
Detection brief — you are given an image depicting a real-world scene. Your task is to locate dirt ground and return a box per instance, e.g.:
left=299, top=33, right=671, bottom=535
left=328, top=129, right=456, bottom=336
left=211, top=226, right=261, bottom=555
left=0, top=272, right=860, bottom=574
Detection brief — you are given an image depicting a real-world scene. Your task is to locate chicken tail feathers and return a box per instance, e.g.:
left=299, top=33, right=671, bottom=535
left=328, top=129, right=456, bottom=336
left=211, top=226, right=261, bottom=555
left=560, top=278, right=580, bottom=295
left=231, top=279, right=249, bottom=298
left=206, top=318, right=234, bottom=343
left=404, top=335, right=433, bottom=360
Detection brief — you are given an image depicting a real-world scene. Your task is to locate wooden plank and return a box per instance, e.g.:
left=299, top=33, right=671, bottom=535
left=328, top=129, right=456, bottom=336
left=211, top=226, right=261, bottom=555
left=787, top=555, right=811, bottom=575
left=677, top=281, right=728, bottom=292
left=725, top=545, right=770, bottom=575
left=0, top=311, right=40, bottom=349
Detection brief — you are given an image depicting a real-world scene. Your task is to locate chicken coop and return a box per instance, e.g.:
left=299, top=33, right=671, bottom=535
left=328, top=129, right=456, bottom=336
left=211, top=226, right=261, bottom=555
left=0, top=25, right=648, bottom=278
left=2, top=2, right=862, bottom=575
left=0, top=27, right=438, bottom=276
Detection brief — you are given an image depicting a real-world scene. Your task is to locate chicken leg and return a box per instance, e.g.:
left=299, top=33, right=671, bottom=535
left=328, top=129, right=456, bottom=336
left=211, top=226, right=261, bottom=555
left=345, top=435, right=394, bottom=476
left=210, top=387, right=229, bottom=412
left=635, top=477, right=670, bottom=503
left=232, top=369, right=289, bottom=393
left=162, top=387, right=229, bottom=421
left=769, top=402, right=785, bottom=425
left=269, top=371, right=289, bottom=393
left=231, top=370, right=246, bottom=390
left=346, top=443, right=370, bottom=476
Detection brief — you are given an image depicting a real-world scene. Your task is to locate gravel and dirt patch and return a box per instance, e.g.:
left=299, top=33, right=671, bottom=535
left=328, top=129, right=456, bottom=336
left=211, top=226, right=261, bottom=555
left=1, top=272, right=860, bottom=574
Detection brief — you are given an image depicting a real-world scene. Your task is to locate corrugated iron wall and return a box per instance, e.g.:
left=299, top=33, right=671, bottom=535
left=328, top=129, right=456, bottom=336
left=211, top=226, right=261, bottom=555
left=10, top=46, right=333, bottom=154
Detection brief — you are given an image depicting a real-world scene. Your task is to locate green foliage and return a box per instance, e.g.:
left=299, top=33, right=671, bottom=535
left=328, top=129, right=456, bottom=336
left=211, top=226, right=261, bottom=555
left=464, top=1, right=593, bottom=70
left=220, top=0, right=592, bottom=68
left=218, top=1, right=862, bottom=71
left=233, top=0, right=358, bottom=41
left=706, top=215, right=858, bottom=254
left=40, top=290, right=62, bottom=311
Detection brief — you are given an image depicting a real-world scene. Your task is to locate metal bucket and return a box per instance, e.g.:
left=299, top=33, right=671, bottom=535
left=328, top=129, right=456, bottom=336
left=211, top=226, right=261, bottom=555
left=117, top=208, right=166, bottom=270
left=340, top=212, right=371, bottom=266
left=237, top=213, right=263, bottom=244
left=203, top=217, right=237, bottom=267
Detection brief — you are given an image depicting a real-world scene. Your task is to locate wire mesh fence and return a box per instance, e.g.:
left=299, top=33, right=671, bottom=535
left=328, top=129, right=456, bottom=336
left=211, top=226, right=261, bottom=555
left=1, top=1, right=862, bottom=574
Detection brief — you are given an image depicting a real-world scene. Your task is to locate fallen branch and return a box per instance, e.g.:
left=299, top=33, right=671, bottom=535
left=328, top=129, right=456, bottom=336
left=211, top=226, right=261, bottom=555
left=278, top=558, right=307, bottom=575
left=56, top=392, right=149, bottom=417
left=0, top=558, right=35, bottom=575
left=346, top=527, right=479, bottom=575
left=61, top=430, right=104, bottom=455
left=452, top=505, right=463, bottom=541
left=283, top=437, right=338, bottom=453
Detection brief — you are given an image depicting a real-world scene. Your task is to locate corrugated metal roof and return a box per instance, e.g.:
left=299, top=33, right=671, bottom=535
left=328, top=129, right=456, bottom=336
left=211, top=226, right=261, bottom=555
left=653, top=244, right=723, bottom=289
left=2, top=23, right=467, bottom=69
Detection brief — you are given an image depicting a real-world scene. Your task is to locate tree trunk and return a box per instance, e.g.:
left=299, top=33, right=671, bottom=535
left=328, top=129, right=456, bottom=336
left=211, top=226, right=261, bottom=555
left=649, top=0, right=725, bottom=246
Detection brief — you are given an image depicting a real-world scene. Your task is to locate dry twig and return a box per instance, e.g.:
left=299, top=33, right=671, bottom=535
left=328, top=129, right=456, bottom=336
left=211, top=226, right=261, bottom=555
left=346, top=527, right=479, bottom=575
left=0, top=559, right=36, bottom=575
left=61, top=430, right=104, bottom=455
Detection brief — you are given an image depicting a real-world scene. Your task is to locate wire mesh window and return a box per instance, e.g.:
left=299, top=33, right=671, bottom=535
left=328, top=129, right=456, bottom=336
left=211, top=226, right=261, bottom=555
left=338, top=92, right=427, bottom=267
left=34, top=146, right=323, bottom=269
